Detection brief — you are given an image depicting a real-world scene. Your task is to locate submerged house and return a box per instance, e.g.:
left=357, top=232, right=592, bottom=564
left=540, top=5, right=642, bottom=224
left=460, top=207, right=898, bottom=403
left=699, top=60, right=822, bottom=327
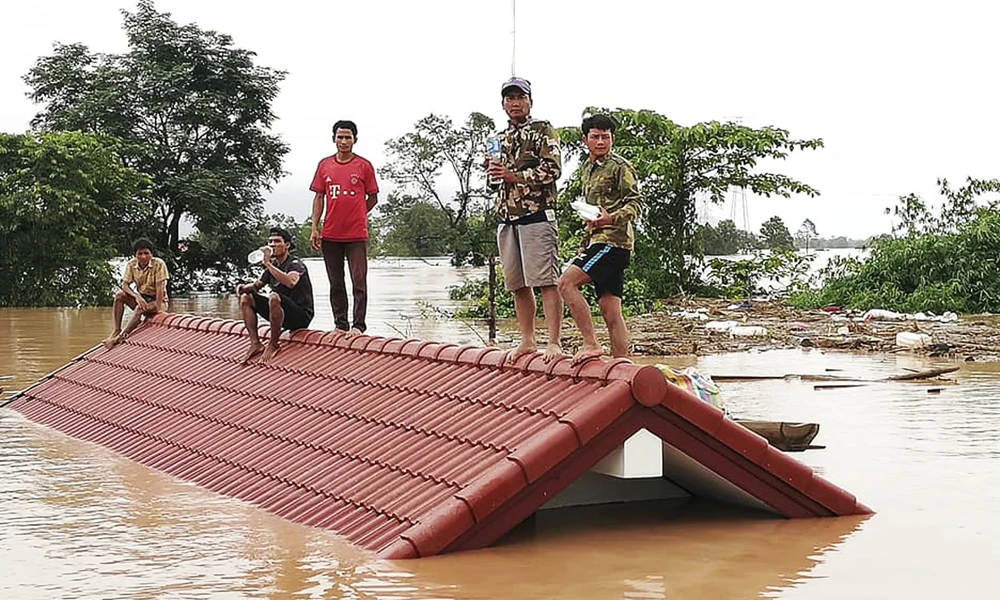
left=5, top=314, right=870, bottom=558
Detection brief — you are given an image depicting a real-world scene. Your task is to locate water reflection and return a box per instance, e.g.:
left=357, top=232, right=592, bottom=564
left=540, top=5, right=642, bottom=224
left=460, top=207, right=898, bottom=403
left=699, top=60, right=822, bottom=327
left=403, top=502, right=867, bottom=600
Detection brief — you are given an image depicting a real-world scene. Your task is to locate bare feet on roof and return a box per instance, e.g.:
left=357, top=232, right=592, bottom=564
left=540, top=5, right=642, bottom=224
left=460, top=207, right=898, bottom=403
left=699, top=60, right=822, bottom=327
left=240, top=342, right=264, bottom=364
left=102, top=334, right=122, bottom=350
left=260, top=344, right=280, bottom=363
left=543, top=342, right=566, bottom=363
left=346, top=328, right=363, bottom=338
left=506, top=343, right=537, bottom=364
left=571, top=344, right=604, bottom=365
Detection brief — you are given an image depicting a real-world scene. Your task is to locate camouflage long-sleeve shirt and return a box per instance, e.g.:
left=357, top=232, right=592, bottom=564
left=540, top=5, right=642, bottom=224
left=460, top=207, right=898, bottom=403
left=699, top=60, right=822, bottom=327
left=580, top=152, right=643, bottom=250
left=494, top=117, right=562, bottom=222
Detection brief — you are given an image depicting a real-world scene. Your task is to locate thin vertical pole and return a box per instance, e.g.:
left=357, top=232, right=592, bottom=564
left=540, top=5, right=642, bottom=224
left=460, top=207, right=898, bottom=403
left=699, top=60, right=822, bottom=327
left=511, top=0, right=516, bottom=76
left=488, top=253, right=497, bottom=345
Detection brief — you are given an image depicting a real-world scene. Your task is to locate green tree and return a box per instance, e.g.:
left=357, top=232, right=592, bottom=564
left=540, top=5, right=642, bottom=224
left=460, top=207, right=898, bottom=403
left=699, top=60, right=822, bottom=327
left=23, top=0, right=288, bottom=291
left=559, top=108, right=822, bottom=296
left=707, top=250, right=811, bottom=300
left=0, top=131, right=149, bottom=306
left=700, top=219, right=757, bottom=255
left=380, top=112, right=496, bottom=265
left=796, top=218, right=818, bottom=252
left=369, top=193, right=453, bottom=256
left=759, top=215, right=795, bottom=251
left=791, top=177, right=1000, bottom=313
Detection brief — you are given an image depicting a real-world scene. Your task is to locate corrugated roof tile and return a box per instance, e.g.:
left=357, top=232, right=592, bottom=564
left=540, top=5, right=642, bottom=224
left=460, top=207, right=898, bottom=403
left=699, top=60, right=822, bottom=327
left=5, top=313, right=871, bottom=558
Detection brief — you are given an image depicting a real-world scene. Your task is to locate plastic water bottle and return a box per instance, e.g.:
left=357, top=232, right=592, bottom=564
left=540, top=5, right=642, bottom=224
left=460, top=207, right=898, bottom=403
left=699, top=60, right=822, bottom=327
left=486, top=136, right=502, bottom=185
left=247, top=249, right=265, bottom=264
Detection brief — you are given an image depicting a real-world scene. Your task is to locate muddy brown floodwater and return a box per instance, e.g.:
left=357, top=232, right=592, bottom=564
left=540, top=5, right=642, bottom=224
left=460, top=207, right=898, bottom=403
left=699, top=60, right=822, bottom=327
left=2, top=258, right=997, bottom=599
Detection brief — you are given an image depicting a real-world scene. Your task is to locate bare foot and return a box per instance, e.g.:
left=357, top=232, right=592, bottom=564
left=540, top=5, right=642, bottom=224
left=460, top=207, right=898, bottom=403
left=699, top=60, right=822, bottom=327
left=506, top=343, right=537, bottom=364
left=102, top=334, right=121, bottom=350
left=241, top=342, right=264, bottom=364
left=543, top=342, right=565, bottom=363
left=571, top=345, right=604, bottom=365
left=346, top=328, right=363, bottom=338
left=260, top=344, right=280, bottom=363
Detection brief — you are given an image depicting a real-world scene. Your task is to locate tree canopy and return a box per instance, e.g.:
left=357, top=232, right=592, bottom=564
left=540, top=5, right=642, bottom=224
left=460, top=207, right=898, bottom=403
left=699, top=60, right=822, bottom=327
left=759, top=215, right=796, bottom=251
left=0, top=131, right=149, bottom=306
left=23, top=0, right=288, bottom=292
left=378, top=112, right=497, bottom=265
left=792, top=177, right=1000, bottom=313
left=699, top=219, right=758, bottom=255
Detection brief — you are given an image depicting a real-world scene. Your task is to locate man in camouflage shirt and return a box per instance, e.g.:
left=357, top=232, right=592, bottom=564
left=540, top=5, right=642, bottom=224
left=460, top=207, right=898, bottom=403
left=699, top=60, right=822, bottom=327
left=487, top=77, right=564, bottom=363
left=558, top=114, right=643, bottom=364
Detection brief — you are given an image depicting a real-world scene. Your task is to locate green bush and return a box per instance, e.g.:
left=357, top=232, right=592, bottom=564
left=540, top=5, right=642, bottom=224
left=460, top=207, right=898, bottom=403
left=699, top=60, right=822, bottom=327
left=803, top=207, right=1000, bottom=313
left=449, top=266, right=655, bottom=320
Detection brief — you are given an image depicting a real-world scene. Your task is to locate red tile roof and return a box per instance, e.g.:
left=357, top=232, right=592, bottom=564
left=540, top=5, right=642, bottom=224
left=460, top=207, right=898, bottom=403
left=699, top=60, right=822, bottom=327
left=5, top=313, right=871, bottom=558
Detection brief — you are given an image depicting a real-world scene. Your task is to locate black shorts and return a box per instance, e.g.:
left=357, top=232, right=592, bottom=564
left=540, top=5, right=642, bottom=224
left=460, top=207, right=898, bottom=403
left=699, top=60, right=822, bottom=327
left=571, top=244, right=631, bottom=298
left=141, top=293, right=156, bottom=303
left=253, top=293, right=313, bottom=330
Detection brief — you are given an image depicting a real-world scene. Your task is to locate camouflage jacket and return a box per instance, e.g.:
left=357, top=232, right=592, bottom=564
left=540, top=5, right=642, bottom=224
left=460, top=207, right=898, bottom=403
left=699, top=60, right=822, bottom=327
left=493, top=117, right=562, bottom=221
left=580, top=152, right=643, bottom=250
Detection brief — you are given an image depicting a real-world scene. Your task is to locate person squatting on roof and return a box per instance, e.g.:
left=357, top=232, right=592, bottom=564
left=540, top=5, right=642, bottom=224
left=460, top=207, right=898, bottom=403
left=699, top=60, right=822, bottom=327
left=236, top=227, right=315, bottom=363
left=103, top=238, right=169, bottom=350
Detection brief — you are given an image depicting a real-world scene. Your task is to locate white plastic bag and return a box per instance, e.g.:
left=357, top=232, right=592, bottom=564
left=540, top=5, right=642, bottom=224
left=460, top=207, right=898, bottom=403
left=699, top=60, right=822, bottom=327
left=729, top=325, right=767, bottom=338
left=895, top=331, right=931, bottom=348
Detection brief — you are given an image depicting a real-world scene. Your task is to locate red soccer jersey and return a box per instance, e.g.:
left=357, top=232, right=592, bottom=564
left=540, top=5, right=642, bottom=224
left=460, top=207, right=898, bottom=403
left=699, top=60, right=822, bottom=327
left=309, top=154, right=379, bottom=242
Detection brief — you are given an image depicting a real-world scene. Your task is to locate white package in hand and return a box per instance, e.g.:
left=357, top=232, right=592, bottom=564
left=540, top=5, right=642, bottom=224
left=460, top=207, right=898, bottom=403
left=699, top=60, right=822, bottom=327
left=571, top=200, right=601, bottom=221
left=247, top=249, right=265, bottom=264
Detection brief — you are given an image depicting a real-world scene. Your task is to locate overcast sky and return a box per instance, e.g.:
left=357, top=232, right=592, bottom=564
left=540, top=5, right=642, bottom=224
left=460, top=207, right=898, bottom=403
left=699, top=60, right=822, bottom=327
left=3, top=0, right=997, bottom=238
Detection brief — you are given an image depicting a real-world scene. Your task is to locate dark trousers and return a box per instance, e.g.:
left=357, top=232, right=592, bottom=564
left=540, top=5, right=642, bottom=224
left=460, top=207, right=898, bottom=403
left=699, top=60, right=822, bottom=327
left=321, top=240, right=368, bottom=332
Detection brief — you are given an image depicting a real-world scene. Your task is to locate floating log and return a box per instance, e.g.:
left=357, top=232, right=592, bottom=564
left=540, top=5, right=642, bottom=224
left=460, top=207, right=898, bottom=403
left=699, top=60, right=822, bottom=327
left=813, top=383, right=869, bottom=390
left=884, top=366, right=959, bottom=381
left=714, top=365, right=959, bottom=384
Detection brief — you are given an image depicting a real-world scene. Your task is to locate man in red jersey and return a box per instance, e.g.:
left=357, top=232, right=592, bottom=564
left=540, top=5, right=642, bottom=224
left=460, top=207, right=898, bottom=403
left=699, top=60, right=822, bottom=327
left=309, top=120, right=379, bottom=337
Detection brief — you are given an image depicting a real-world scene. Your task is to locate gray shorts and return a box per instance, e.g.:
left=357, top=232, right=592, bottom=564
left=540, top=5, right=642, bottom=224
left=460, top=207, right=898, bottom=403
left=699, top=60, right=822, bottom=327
left=497, top=220, right=559, bottom=290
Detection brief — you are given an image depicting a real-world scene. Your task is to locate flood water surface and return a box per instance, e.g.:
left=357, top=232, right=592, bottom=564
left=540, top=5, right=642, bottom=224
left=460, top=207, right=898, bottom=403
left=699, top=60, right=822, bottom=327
left=1, top=260, right=997, bottom=598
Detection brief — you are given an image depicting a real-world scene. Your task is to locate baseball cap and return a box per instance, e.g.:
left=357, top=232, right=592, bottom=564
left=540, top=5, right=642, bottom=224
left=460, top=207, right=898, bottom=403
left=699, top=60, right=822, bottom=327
left=501, top=77, right=531, bottom=97
left=269, top=227, right=295, bottom=250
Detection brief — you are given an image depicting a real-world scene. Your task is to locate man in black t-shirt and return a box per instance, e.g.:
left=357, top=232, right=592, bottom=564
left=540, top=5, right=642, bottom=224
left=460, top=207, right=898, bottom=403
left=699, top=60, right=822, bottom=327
left=236, top=227, right=315, bottom=363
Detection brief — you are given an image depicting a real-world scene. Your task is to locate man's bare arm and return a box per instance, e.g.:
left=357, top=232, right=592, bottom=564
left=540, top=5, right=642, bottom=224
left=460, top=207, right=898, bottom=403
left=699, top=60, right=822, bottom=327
left=310, top=192, right=325, bottom=250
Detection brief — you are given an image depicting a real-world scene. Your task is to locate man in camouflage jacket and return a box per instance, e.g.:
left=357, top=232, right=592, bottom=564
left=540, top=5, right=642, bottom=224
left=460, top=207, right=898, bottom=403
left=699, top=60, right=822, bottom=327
left=487, top=77, right=564, bottom=363
left=558, top=113, right=643, bottom=364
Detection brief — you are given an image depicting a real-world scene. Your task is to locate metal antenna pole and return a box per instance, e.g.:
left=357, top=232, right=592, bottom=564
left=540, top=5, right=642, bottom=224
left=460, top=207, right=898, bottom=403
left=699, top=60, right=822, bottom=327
left=511, top=0, right=516, bottom=76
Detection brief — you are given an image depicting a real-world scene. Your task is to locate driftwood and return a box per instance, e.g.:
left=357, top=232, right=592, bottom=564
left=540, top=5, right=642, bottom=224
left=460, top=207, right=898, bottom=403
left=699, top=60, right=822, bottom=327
left=884, top=366, right=959, bottom=381
left=813, top=383, right=869, bottom=390
left=713, top=365, right=959, bottom=384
